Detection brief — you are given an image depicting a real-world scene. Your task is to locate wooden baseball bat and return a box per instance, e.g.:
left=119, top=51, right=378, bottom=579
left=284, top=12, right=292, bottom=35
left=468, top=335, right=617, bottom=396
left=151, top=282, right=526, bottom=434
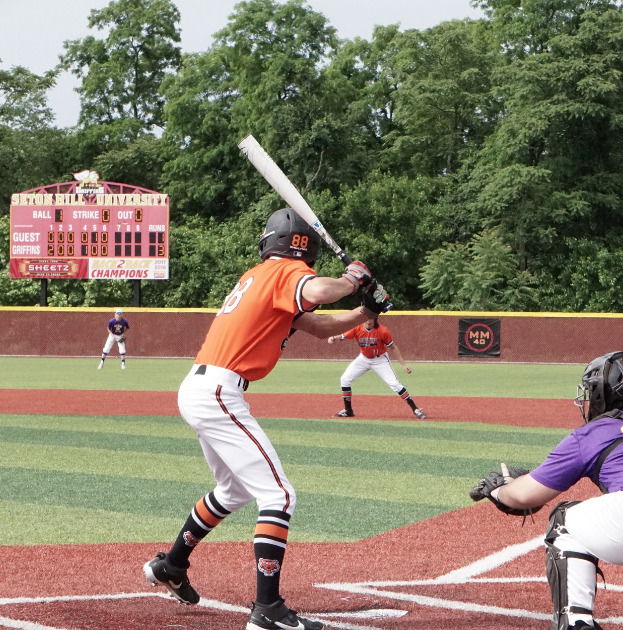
left=237, top=134, right=352, bottom=265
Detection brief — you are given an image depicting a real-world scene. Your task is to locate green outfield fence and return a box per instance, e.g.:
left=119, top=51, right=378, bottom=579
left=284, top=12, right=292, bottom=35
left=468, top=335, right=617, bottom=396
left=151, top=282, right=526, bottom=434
left=1, top=307, right=622, bottom=363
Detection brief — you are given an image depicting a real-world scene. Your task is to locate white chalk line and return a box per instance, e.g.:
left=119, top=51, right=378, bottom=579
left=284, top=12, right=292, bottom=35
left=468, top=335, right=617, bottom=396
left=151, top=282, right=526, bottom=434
left=3, top=537, right=623, bottom=628
left=314, top=535, right=623, bottom=627
left=0, top=591, right=389, bottom=630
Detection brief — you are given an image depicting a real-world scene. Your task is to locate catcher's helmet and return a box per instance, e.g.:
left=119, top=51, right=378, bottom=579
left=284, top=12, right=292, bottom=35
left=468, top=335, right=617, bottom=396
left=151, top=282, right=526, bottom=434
left=259, top=208, right=321, bottom=266
left=575, top=351, right=623, bottom=422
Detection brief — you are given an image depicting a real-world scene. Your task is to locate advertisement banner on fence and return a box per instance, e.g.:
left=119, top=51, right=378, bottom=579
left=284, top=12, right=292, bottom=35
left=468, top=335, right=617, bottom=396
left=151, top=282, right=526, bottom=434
left=458, top=318, right=501, bottom=357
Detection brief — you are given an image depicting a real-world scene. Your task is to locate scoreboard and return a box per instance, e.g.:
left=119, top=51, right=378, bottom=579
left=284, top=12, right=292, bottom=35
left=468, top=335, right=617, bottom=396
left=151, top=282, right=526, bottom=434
left=9, top=179, right=169, bottom=280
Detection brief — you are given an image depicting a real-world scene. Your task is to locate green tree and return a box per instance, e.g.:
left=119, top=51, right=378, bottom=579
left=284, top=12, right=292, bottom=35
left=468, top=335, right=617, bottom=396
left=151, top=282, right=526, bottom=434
left=61, top=0, right=182, bottom=130
left=419, top=229, right=537, bottom=310
left=453, top=1, right=623, bottom=309
left=0, top=64, right=56, bottom=130
left=161, top=0, right=378, bottom=220
left=381, top=18, right=500, bottom=177
left=0, top=64, right=77, bottom=215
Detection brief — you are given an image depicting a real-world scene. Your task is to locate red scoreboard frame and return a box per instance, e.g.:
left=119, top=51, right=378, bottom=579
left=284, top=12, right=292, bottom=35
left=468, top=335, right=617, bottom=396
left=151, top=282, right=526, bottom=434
left=9, top=178, right=169, bottom=280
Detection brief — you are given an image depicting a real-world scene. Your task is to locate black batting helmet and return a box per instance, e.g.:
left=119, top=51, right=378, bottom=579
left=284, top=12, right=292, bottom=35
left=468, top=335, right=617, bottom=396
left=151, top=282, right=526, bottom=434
left=259, top=208, right=321, bottom=265
left=575, top=351, right=623, bottom=422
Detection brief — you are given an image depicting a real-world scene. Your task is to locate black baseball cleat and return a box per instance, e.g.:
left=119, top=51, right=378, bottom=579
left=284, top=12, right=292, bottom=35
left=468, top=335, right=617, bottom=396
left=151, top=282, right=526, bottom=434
left=413, top=408, right=428, bottom=419
left=247, top=598, right=324, bottom=630
left=334, top=409, right=355, bottom=418
left=143, top=552, right=200, bottom=605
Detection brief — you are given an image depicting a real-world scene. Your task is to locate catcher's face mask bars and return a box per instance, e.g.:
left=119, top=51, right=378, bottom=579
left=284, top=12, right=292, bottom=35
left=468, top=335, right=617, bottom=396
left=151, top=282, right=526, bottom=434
left=574, top=383, right=589, bottom=423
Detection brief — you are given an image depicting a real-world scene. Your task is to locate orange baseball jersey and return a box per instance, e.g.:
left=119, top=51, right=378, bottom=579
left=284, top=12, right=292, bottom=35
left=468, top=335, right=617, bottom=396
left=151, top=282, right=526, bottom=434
left=343, top=322, right=394, bottom=358
left=195, top=257, right=317, bottom=381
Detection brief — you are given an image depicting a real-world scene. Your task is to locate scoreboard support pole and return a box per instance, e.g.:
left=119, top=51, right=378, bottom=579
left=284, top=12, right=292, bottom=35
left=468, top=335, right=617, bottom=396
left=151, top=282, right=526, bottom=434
left=132, top=280, right=141, bottom=307
left=39, top=279, right=48, bottom=307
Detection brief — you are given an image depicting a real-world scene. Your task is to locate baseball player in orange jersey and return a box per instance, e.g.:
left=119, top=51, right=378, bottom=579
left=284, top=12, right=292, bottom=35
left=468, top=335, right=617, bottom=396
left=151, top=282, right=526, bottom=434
left=143, top=208, right=391, bottom=630
left=328, top=317, right=427, bottom=419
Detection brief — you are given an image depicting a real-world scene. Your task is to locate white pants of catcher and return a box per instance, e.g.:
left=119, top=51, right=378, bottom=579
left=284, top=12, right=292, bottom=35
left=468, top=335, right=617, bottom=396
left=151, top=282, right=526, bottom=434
left=177, top=365, right=296, bottom=515
left=340, top=352, right=404, bottom=393
left=102, top=333, right=126, bottom=355
left=553, top=491, right=623, bottom=624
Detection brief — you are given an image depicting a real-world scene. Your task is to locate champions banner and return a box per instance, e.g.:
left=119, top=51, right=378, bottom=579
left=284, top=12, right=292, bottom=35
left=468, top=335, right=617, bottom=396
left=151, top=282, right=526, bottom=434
left=458, top=318, right=501, bottom=357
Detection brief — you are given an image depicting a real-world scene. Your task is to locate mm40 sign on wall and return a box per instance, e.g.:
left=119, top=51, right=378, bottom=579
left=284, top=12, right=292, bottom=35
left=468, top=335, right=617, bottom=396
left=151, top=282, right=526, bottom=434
left=9, top=172, right=169, bottom=280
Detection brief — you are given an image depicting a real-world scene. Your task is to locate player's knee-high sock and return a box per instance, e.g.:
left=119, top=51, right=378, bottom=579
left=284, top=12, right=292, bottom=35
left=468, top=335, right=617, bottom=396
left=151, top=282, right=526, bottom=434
left=341, top=387, right=353, bottom=413
left=397, top=387, right=417, bottom=411
left=168, top=492, right=230, bottom=566
left=254, top=509, right=290, bottom=604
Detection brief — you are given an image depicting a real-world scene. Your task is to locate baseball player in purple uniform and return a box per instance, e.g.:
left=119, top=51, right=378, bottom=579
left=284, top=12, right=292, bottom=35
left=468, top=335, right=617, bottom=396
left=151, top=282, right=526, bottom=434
left=97, top=308, right=130, bottom=370
left=481, top=351, right=623, bottom=630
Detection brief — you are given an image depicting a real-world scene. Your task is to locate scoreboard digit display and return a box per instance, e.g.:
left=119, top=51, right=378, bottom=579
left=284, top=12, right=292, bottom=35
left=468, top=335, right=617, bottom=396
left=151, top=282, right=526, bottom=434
left=9, top=176, right=169, bottom=280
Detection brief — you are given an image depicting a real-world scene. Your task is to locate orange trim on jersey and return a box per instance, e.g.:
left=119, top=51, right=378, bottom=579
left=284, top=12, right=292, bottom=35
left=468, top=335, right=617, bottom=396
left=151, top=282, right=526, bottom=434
left=254, top=522, right=289, bottom=540
left=215, top=385, right=291, bottom=512
left=194, top=498, right=222, bottom=528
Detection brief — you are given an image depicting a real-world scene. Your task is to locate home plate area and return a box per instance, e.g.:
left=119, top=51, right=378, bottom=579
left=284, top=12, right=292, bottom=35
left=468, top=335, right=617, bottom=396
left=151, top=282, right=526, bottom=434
left=2, top=500, right=623, bottom=630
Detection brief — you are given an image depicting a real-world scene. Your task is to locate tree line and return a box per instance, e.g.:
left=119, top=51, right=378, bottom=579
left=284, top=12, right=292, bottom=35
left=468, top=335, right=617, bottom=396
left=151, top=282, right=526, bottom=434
left=2, top=0, right=623, bottom=312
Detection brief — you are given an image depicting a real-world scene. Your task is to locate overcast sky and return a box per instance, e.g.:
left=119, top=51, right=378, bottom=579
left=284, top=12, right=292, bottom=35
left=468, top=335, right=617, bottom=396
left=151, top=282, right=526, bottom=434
left=0, top=0, right=484, bottom=128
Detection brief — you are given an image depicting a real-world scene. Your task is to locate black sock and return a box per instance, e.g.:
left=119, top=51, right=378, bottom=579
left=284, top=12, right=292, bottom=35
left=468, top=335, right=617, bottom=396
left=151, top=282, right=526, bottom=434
left=341, top=387, right=353, bottom=412
left=168, top=492, right=230, bottom=567
left=254, top=510, right=290, bottom=604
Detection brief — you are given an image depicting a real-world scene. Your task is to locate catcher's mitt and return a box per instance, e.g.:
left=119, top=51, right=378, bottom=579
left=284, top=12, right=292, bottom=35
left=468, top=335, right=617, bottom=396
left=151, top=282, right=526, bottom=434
left=469, top=463, right=543, bottom=517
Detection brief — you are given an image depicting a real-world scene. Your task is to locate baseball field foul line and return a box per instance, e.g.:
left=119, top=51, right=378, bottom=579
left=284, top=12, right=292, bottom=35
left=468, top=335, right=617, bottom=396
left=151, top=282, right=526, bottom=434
left=314, top=536, right=623, bottom=627
left=0, top=592, right=389, bottom=630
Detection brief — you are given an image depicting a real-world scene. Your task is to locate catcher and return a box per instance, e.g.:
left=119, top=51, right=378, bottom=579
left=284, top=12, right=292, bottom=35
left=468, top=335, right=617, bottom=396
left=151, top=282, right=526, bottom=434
left=470, top=351, right=623, bottom=630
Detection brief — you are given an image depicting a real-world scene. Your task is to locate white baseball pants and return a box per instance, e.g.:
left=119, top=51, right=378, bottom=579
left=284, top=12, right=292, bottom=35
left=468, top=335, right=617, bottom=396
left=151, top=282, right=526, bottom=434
left=340, top=352, right=404, bottom=393
left=177, top=365, right=296, bottom=516
left=102, top=333, right=126, bottom=355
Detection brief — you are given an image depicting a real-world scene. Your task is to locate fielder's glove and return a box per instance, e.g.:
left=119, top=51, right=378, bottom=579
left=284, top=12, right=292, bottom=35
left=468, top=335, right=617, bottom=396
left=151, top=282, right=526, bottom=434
left=119, top=336, right=126, bottom=343
left=469, top=463, right=543, bottom=517
left=361, top=279, right=392, bottom=316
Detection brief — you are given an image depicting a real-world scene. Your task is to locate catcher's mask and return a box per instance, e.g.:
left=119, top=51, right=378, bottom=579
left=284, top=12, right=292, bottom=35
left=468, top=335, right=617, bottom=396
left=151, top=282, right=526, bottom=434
left=259, top=208, right=321, bottom=266
left=574, top=351, right=623, bottom=422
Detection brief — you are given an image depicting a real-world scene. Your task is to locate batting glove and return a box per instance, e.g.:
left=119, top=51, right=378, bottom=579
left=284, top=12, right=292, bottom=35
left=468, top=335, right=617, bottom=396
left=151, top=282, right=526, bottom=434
left=342, top=261, right=372, bottom=293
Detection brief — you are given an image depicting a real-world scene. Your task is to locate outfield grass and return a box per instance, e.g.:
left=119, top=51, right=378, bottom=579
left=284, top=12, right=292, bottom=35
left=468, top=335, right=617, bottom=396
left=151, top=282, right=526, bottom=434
left=0, top=356, right=580, bottom=547
left=0, top=356, right=581, bottom=398
left=0, top=412, right=567, bottom=545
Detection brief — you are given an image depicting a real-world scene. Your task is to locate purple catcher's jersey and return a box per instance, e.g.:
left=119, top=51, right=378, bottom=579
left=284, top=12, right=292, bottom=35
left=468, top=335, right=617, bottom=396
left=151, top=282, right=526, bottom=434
left=108, top=318, right=130, bottom=336
left=531, top=417, right=623, bottom=493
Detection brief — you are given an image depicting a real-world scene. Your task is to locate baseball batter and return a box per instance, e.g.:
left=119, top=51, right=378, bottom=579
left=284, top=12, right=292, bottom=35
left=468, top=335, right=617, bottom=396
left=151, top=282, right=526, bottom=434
left=142, top=208, right=390, bottom=630
left=97, top=308, right=129, bottom=370
left=328, top=317, right=427, bottom=419
left=473, top=351, right=623, bottom=630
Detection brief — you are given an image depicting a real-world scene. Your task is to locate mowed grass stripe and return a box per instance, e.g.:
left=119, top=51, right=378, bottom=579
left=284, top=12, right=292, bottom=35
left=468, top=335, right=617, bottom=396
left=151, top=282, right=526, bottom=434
left=0, top=414, right=568, bottom=451
left=2, top=442, right=475, bottom=506
left=0, top=498, right=256, bottom=546
left=0, top=467, right=451, bottom=542
left=0, top=413, right=569, bottom=444
left=0, top=424, right=554, bottom=472
left=0, top=413, right=566, bottom=544
left=0, top=413, right=194, bottom=438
